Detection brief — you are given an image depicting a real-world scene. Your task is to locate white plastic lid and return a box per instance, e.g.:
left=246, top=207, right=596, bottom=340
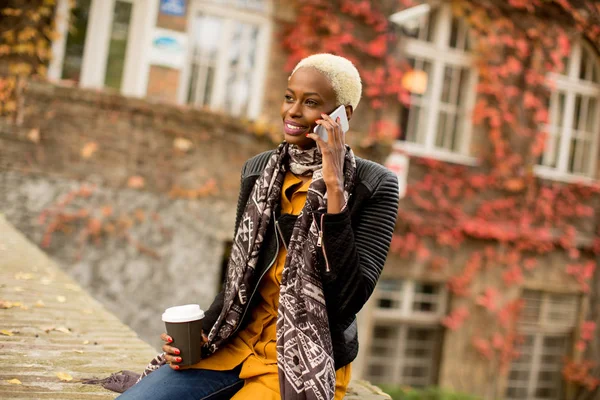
left=162, top=304, right=205, bottom=323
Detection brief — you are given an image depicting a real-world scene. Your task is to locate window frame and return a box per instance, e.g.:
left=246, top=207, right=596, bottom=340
left=179, top=0, right=272, bottom=119
left=363, top=279, right=448, bottom=388
left=393, top=3, right=479, bottom=166
left=505, top=290, right=579, bottom=400
left=49, top=0, right=155, bottom=97
left=535, top=40, right=600, bottom=183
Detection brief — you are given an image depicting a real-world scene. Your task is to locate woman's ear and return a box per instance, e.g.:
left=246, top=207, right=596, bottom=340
left=345, top=105, right=354, bottom=121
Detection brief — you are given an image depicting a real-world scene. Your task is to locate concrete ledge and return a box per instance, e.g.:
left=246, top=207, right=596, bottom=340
left=0, top=214, right=389, bottom=399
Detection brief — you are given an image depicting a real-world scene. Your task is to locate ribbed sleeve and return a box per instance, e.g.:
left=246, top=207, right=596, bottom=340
left=319, top=162, right=399, bottom=321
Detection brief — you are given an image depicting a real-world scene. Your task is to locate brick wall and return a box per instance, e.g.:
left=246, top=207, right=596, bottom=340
left=0, top=81, right=274, bottom=348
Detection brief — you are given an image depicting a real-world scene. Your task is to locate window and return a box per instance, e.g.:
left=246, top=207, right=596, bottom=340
left=393, top=4, right=477, bottom=164
left=50, top=0, right=150, bottom=96
left=506, top=290, right=579, bottom=400
left=365, top=279, right=447, bottom=387
left=537, top=40, right=600, bottom=180
left=184, top=0, right=271, bottom=118
left=104, top=1, right=133, bottom=90
left=61, top=0, right=92, bottom=83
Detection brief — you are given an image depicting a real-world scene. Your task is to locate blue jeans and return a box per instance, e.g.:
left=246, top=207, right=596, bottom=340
left=117, top=365, right=244, bottom=400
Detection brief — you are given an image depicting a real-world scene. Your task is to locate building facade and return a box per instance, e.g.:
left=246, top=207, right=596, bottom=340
left=39, top=0, right=600, bottom=399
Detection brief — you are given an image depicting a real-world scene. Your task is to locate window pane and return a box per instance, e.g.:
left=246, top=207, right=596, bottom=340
left=401, top=327, right=440, bottom=387
left=579, top=44, right=600, bottom=84
left=521, top=291, right=543, bottom=324
left=104, top=1, right=133, bottom=90
left=223, top=23, right=259, bottom=116
left=399, top=59, right=433, bottom=145
left=62, top=0, right=92, bottom=82
left=376, top=279, right=403, bottom=310
left=449, top=17, right=469, bottom=51
left=545, top=293, right=578, bottom=327
left=436, top=65, right=470, bottom=153
left=401, top=8, right=438, bottom=42
left=367, top=324, right=401, bottom=384
left=412, top=283, right=442, bottom=313
left=188, top=15, right=224, bottom=107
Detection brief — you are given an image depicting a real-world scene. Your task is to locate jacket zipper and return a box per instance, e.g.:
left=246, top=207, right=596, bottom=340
left=275, top=220, right=287, bottom=252
left=231, top=216, right=280, bottom=336
left=315, top=213, right=331, bottom=272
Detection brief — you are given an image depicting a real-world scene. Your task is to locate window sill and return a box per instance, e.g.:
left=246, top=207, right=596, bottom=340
left=534, top=166, right=598, bottom=186
left=393, top=141, right=479, bottom=167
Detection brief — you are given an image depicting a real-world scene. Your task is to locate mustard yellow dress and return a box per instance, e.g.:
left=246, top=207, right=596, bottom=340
left=192, top=172, right=351, bottom=399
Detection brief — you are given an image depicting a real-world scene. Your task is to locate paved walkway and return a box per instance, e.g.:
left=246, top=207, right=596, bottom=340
left=0, top=214, right=390, bottom=399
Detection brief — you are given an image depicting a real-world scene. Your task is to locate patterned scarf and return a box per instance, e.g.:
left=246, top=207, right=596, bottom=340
left=127, top=143, right=356, bottom=399
left=209, top=142, right=356, bottom=399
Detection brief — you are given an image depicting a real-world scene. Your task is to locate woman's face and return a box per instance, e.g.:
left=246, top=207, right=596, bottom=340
left=280, top=67, right=338, bottom=149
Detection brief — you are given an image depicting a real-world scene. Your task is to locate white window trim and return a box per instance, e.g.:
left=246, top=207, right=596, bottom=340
left=48, top=0, right=155, bottom=97
left=536, top=40, right=600, bottom=182
left=178, top=0, right=272, bottom=119
left=393, top=141, right=478, bottom=166
left=393, top=3, right=478, bottom=164
left=361, top=279, right=447, bottom=386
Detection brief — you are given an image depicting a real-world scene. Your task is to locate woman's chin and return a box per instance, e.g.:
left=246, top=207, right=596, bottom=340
left=284, top=134, right=316, bottom=149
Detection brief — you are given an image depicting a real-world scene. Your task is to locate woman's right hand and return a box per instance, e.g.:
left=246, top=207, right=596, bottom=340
left=160, top=332, right=208, bottom=370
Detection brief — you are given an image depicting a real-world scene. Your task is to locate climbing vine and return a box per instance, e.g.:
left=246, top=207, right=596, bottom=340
left=283, top=0, right=600, bottom=395
left=0, top=0, right=60, bottom=120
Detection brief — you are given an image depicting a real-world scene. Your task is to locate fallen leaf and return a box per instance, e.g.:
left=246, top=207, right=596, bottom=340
left=0, top=301, right=15, bottom=309
left=40, top=325, right=55, bottom=333
left=6, top=378, right=22, bottom=385
left=56, top=296, right=66, bottom=303
left=19, top=304, right=29, bottom=310
left=127, top=176, right=145, bottom=189
left=41, top=278, right=52, bottom=285
left=27, top=128, right=40, bottom=143
left=14, top=287, right=24, bottom=292
left=82, top=309, right=93, bottom=315
left=173, top=137, right=193, bottom=152
left=35, top=300, right=45, bottom=307
left=55, top=372, right=73, bottom=381
left=64, top=284, right=80, bottom=292
left=0, top=301, right=23, bottom=309
left=1, top=329, right=14, bottom=336
left=54, top=327, right=71, bottom=334
left=15, top=272, right=35, bottom=280
left=73, top=350, right=84, bottom=354
left=80, top=142, right=98, bottom=159
left=83, top=340, right=90, bottom=344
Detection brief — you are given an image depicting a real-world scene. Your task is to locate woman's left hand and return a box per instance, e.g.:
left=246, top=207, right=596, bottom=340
left=306, top=113, right=346, bottom=207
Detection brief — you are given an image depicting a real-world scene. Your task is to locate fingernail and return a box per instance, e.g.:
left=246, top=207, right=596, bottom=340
left=168, top=337, right=173, bottom=343
left=174, top=365, right=180, bottom=370
left=306, top=134, right=309, bottom=137
left=177, top=357, right=182, bottom=362
left=174, top=349, right=180, bottom=355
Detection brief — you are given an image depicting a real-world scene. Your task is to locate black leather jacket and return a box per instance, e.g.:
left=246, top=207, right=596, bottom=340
left=203, top=150, right=400, bottom=369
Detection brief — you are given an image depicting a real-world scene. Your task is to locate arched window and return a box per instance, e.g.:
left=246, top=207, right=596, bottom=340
left=537, top=40, right=600, bottom=180
left=183, top=0, right=272, bottom=119
left=393, top=3, right=478, bottom=165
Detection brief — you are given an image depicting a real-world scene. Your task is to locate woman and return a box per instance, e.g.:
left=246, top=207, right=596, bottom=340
left=118, top=53, right=399, bottom=400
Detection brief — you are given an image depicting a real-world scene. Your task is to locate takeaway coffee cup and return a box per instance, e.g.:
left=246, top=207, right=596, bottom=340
left=162, top=304, right=205, bottom=366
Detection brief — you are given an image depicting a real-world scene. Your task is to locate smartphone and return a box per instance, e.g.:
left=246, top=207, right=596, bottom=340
left=314, top=105, right=349, bottom=142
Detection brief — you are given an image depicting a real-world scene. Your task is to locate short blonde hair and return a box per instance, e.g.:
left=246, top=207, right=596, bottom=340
left=290, top=53, right=362, bottom=110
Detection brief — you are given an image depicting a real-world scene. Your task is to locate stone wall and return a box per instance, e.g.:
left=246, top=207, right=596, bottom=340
left=0, top=81, right=274, bottom=349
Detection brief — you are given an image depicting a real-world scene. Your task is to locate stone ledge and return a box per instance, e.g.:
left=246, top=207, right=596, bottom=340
left=0, top=215, right=390, bottom=399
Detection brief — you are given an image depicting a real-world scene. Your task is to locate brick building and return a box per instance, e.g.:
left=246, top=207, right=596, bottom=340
left=4, top=0, right=599, bottom=399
